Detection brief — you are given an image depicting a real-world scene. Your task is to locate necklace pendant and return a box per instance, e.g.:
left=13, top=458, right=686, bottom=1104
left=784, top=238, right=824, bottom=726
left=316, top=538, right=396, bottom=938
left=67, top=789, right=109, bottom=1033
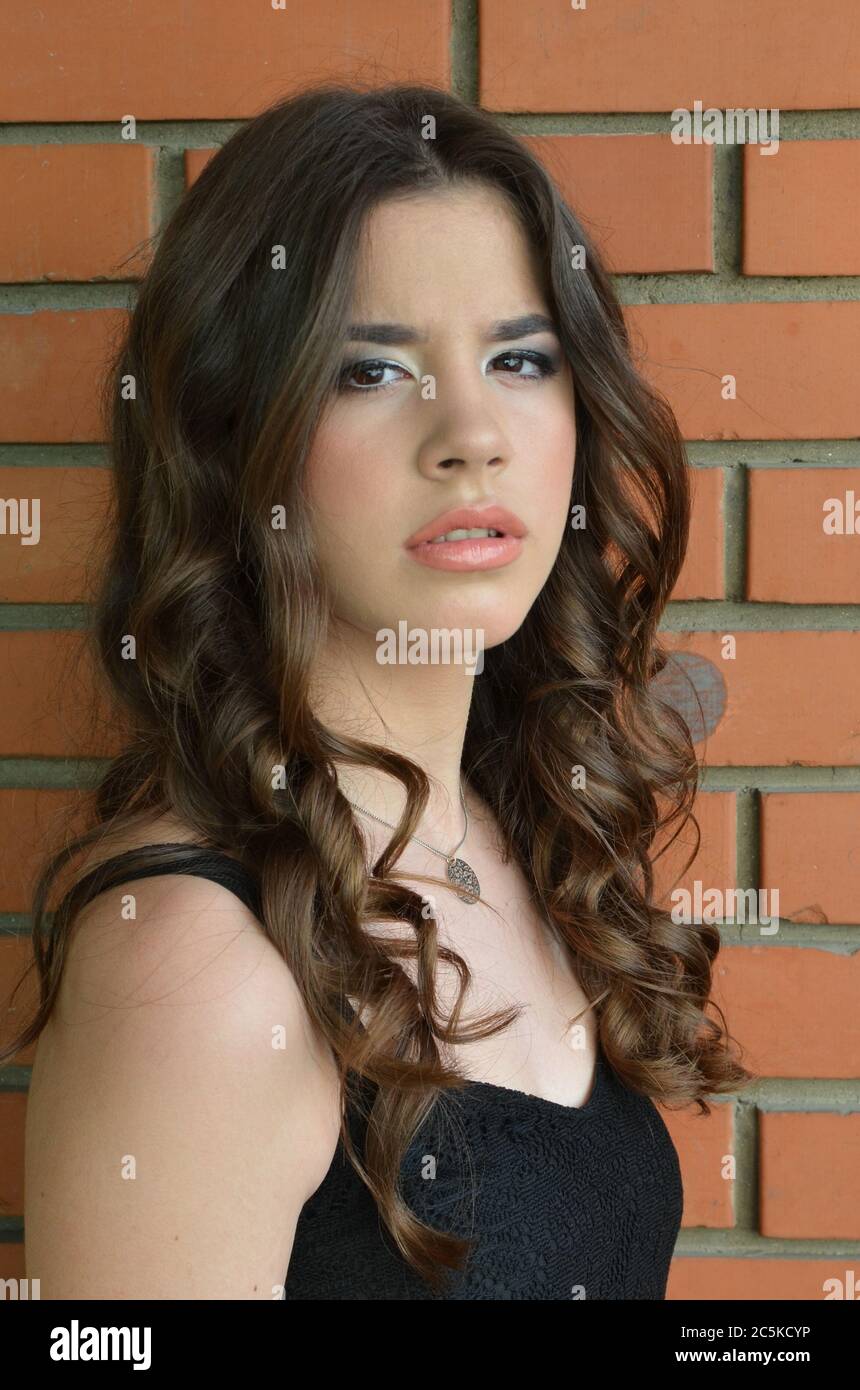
left=447, top=856, right=481, bottom=905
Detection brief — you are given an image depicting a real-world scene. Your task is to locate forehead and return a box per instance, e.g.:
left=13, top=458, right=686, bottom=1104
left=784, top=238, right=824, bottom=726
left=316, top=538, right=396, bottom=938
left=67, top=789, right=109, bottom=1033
left=349, top=183, right=547, bottom=322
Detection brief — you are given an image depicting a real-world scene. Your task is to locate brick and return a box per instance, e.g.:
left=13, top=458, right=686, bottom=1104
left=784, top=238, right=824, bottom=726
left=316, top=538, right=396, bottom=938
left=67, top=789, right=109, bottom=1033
left=0, top=935, right=37, bottom=1066
left=0, top=789, right=91, bottom=914
left=184, top=148, right=218, bottom=186
left=1, top=1, right=450, bottom=121
left=0, top=632, right=121, bottom=758
left=744, top=140, right=860, bottom=277
left=0, top=145, right=156, bottom=282
left=748, top=468, right=860, bottom=601
left=712, top=946, right=860, bottom=1078
left=760, top=1112, right=860, bottom=1238
left=674, top=466, right=724, bottom=599
left=0, top=310, right=126, bottom=443
left=623, top=302, right=860, bottom=441
left=0, top=1245, right=26, bottom=1281
left=0, top=1092, right=25, bottom=1215
left=522, top=135, right=713, bottom=273
left=0, top=467, right=112, bottom=603
left=652, top=792, right=736, bottom=912
left=658, top=631, right=860, bottom=765
left=480, top=0, right=860, bottom=112
left=662, top=1101, right=736, bottom=1229
left=668, top=1256, right=859, bottom=1300
left=761, top=793, right=860, bottom=927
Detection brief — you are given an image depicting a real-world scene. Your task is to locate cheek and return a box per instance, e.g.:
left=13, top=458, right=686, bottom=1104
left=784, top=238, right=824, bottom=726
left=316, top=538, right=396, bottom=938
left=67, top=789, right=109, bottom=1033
left=304, top=419, right=398, bottom=549
left=546, top=390, right=577, bottom=475
left=519, top=409, right=577, bottom=543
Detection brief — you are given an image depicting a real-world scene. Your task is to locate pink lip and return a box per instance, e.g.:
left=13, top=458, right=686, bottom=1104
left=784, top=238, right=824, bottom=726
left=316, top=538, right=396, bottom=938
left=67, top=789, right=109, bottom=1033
left=404, top=504, right=527, bottom=573
left=405, top=505, right=527, bottom=575
left=407, top=535, right=523, bottom=571
left=405, top=504, right=527, bottom=548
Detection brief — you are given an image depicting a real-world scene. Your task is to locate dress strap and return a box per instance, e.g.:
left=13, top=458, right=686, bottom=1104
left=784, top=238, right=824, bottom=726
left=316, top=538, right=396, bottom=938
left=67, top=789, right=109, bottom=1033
left=71, top=842, right=263, bottom=921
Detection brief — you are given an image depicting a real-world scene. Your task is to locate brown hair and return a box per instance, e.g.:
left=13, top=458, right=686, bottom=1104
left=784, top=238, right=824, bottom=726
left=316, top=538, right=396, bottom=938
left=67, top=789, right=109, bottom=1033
left=2, top=81, right=753, bottom=1292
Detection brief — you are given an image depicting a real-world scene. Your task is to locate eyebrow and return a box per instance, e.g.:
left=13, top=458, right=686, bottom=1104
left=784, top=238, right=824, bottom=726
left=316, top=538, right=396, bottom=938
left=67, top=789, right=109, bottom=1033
left=344, top=313, right=559, bottom=345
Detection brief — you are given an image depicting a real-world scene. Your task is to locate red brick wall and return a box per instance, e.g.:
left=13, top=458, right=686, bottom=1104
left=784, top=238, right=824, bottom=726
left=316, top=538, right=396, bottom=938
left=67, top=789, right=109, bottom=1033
left=1, top=0, right=858, bottom=1301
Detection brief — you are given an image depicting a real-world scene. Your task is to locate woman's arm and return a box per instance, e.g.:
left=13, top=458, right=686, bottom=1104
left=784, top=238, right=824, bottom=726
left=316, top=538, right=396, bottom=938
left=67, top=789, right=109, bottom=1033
left=23, top=873, right=340, bottom=1299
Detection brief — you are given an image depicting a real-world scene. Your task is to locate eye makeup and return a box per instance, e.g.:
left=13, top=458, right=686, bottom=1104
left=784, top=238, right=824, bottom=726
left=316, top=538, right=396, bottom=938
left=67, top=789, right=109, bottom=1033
left=336, top=347, right=561, bottom=393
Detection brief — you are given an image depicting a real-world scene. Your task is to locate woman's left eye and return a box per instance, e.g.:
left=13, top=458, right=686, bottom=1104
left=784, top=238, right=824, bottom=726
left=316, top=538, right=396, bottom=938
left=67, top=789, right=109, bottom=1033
left=336, top=348, right=560, bottom=395
left=491, top=349, right=558, bottom=380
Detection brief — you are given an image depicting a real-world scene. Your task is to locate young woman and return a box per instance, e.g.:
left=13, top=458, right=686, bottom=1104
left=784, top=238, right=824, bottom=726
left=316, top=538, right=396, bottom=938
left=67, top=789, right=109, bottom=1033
left=6, top=82, right=752, bottom=1300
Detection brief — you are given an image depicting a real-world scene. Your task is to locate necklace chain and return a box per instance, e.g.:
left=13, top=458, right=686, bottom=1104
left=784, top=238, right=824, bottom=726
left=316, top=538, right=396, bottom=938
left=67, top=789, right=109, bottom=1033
left=344, top=779, right=468, bottom=861
left=343, top=779, right=481, bottom=905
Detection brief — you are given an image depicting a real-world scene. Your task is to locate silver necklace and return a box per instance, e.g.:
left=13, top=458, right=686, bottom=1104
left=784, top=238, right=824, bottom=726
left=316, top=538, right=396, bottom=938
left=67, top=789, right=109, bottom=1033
left=345, top=780, right=481, bottom=905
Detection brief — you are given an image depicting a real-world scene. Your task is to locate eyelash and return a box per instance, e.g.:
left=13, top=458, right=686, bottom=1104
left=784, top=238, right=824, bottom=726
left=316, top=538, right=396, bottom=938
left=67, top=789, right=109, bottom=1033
left=336, top=349, right=560, bottom=394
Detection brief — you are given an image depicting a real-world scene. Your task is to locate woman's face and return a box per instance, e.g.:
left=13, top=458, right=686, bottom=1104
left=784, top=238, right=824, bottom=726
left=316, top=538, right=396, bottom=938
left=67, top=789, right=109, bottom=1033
left=304, top=182, right=577, bottom=659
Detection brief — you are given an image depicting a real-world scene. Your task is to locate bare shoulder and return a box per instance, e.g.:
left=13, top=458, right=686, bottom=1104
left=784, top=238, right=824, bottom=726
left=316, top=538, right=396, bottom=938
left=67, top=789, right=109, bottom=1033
left=59, top=810, right=316, bottom=1049
left=25, top=812, right=342, bottom=1298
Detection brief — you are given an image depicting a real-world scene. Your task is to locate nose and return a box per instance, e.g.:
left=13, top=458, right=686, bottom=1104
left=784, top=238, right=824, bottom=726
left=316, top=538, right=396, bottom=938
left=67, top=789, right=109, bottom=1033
left=414, top=384, right=511, bottom=481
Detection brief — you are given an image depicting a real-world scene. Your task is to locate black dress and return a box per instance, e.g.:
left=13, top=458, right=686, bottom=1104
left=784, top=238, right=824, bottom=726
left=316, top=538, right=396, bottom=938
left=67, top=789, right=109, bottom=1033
left=70, top=844, right=685, bottom=1300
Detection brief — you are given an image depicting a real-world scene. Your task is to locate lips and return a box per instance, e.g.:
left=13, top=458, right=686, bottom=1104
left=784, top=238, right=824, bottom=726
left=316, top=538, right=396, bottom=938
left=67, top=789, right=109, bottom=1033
left=404, top=504, right=527, bottom=548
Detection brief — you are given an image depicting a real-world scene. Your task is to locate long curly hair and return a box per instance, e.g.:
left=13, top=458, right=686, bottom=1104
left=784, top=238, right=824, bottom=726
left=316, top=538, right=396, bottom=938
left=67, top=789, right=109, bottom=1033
left=2, top=81, right=753, bottom=1292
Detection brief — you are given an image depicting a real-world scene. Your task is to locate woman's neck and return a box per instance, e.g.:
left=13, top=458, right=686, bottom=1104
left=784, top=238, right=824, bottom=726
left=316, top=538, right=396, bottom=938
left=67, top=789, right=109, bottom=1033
left=307, top=618, right=479, bottom=846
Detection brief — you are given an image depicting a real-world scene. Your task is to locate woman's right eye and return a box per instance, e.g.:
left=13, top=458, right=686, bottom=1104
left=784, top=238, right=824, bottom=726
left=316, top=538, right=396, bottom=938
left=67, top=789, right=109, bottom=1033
left=336, top=359, right=409, bottom=393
